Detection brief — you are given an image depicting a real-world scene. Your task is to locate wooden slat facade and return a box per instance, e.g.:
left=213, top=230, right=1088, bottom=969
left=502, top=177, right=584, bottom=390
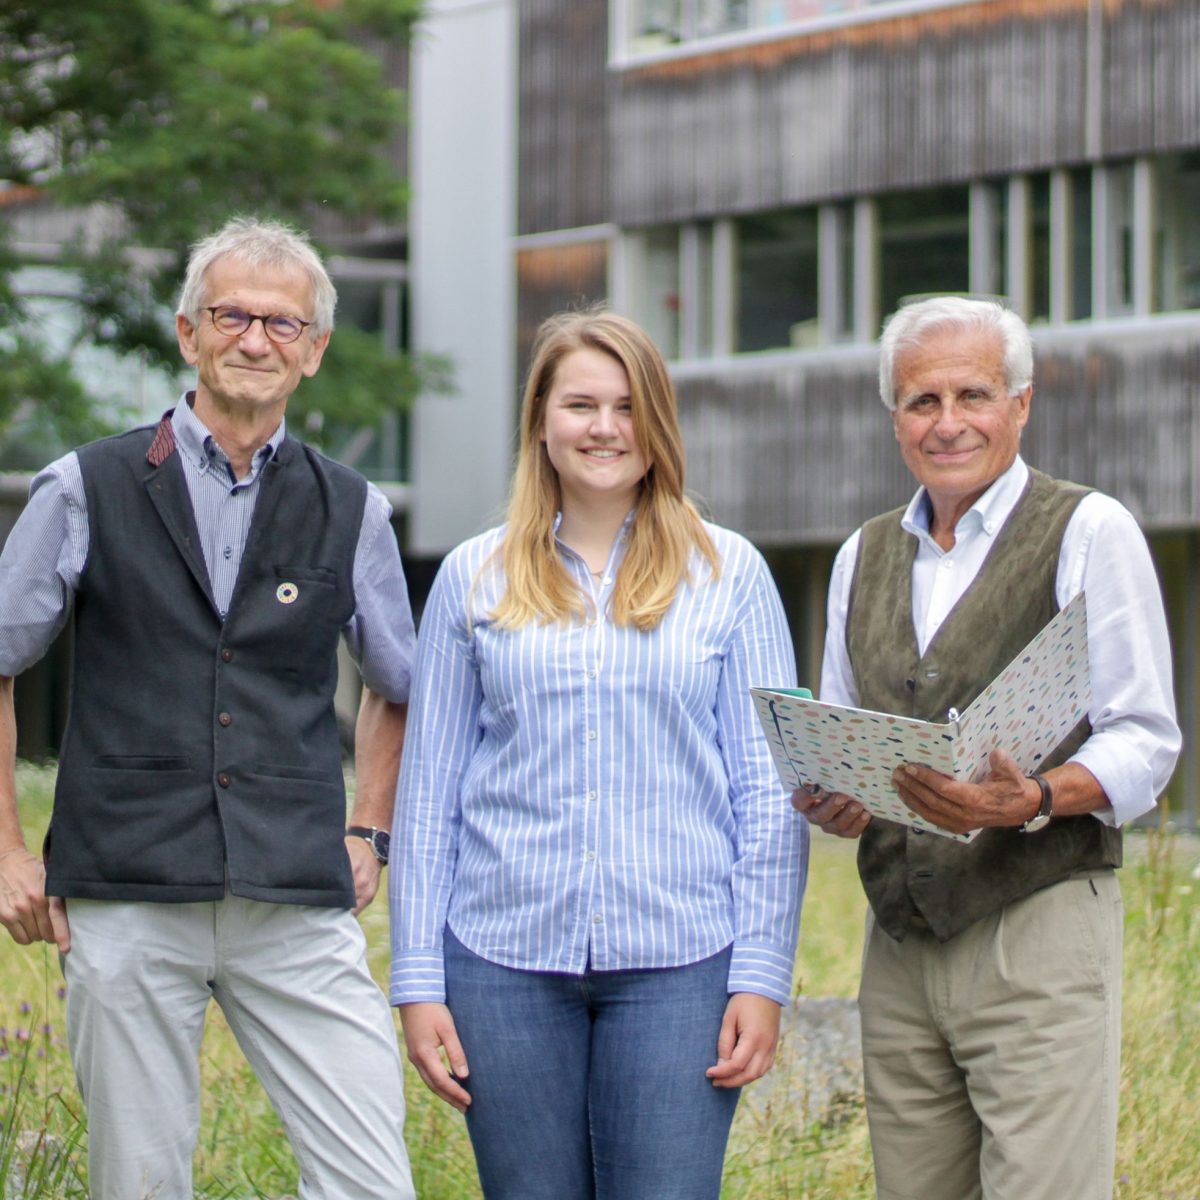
left=675, top=321, right=1200, bottom=543
left=517, top=0, right=1200, bottom=233
left=518, top=0, right=612, bottom=236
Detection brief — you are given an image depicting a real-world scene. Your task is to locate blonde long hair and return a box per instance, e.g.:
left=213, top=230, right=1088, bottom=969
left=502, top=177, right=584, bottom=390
left=489, top=310, right=719, bottom=632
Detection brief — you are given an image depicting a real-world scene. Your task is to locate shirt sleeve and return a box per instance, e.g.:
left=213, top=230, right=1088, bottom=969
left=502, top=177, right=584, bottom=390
left=1056, top=494, right=1181, bottom=826
left=388, top=545, right=483, bottom=1004
left=343, top=483, right=416, bottom=702
left=0, top=454, right=88, bottom=677
left=716, top=541, right=809, bottom=1004
left=817, top=530, right=861, bottom=708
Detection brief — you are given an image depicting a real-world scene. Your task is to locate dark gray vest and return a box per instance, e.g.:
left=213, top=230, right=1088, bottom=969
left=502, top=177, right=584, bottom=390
left=847, top=469, right=1122, bottom=942
left=47, top=418, right=368, bottom=907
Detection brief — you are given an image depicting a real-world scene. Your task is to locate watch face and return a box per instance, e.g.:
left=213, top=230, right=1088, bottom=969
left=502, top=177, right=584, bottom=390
left=1022, top=813, right=1052, bottom=834
left=371, top=829, right=391, bottom=864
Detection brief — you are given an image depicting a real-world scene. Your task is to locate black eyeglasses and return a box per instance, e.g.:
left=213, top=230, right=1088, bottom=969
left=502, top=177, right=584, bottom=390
left=206, top=306, right=312, bottom=345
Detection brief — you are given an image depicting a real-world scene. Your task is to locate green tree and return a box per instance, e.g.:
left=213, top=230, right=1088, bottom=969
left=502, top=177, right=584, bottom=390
left=0, top=0, right=430, bottom=465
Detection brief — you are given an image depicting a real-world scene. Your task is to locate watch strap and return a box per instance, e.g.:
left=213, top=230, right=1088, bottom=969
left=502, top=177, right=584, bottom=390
left=346, top=825, right=390, bottom=863
left=1019, top=774, right=1053, bottom=833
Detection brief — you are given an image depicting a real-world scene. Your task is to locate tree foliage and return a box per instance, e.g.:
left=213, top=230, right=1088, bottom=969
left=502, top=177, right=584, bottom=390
left=0, top=0, right=428, bottom=461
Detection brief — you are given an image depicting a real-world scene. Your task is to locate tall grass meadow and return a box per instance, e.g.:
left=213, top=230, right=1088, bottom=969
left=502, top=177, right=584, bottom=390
left=1, top=763, right=1196, bottom=1198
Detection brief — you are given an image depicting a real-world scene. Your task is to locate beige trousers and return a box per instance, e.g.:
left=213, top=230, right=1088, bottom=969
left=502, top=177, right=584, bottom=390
left=859, top=870, right=1122, bottom=1200
left=63, top=894, right=414, bottom=1200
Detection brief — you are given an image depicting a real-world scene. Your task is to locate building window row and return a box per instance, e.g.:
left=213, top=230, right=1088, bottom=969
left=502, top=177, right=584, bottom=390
left=612, top=153, right=1200, bottom=361
left=619, top=0, right=989, bottom=61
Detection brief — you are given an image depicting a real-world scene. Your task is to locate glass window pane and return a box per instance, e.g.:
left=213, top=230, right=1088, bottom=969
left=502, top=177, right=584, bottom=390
left=630, top=0, right=683, bottom=51
left=879, top=186, right=970, bottom=317
left=1156, top=152, right=1200, bottom=313
left=1103, top=163, right=1135, bottom=316
left=638, top=227, right=681, bottom=360
left=1070, top=168, right=1093, bottom=320
left=1030, top=174, right=1051, bottom=322
left=735, top=208, right=819, bottom=351
left=694, top=0, right=750, bottom=37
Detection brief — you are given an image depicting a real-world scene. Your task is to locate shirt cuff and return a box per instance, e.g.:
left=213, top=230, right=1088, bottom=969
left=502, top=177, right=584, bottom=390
left=728, top=942, right=795, bottom=1006
left=389, top=949, right=446, bottom=1006
left=1068, top=741, right=1156, bottom=828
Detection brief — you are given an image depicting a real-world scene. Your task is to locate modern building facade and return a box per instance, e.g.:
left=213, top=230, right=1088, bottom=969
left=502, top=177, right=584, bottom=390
left=409, top=0, right=1200, bottom=824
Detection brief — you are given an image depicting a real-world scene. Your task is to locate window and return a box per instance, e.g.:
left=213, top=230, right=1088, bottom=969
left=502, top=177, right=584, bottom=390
left=878, top=186, right=970, bottom=317
left=621, top=0, right=993, bottom=59
left=625, top=227, right=681, bottom=360
left=1029, top=174, right=1051, bottom=322
left=735, top=208, right=819, bottom=351
left=1155, top=153, right=1200, bottom=313
left=1070, top=168, right=1093, bottom=320
left=1097, top=162, right=1135, bottom=318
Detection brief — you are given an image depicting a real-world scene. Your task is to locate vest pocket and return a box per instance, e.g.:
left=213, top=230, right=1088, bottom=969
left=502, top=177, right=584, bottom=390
left=93, top=755, right=191, bottom=771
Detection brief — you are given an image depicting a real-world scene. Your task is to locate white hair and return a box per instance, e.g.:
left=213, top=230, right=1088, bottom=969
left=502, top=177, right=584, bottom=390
left=176, top=216, right=336, bottom=336
left=878, top=296, right=1033, bottom=410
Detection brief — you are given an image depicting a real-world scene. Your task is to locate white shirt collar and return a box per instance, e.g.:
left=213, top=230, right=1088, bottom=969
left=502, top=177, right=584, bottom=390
left=900, top=456, right=1030, bottom=547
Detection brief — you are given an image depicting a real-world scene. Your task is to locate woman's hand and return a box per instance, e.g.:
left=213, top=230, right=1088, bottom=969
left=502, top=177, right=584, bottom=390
left=398, top=1002, right=472, bottom=1112
left=705, top=992, right=782, bottom=1089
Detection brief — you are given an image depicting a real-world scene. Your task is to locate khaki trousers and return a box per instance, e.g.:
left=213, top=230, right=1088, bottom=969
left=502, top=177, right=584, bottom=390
left=63, top=895, right=415, bottom=1200
left=859, top=870, right=1122, bottom=1200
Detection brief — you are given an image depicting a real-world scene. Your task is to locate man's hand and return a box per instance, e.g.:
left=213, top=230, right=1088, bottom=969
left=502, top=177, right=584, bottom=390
left=706, top=992, right=782, bottom=1089
left=0, top=847, right=70, bottom=952
left=791, top=784, right=871, bottom=839
left=892, top=747, right=1039, bottom=835
left=344, top=835, right=383, bottom=916
left=399, top=1002, right=472, bottom=1112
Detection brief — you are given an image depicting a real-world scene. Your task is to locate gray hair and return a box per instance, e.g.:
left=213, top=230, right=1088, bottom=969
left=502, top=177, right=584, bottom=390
left=878, top=296, right=1033, bottom=410
left=176, top=217, right=337, bottom=336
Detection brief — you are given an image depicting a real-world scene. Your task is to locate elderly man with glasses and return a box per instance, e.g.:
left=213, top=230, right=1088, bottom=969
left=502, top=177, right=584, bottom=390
left=0, top=217, right=416, bottom=1200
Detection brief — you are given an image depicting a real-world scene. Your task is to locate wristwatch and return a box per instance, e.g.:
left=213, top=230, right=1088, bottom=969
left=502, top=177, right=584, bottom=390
left=1019, top=774, right=1053, bottom=834
left=347, top=825, right=390, bottom=864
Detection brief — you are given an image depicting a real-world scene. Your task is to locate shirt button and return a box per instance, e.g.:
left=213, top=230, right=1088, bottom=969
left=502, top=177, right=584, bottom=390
left=586, top=851, right=596, bottom=861
left=586, top=669, right=597, bottom=679
left=223, top=546, right=232, bottom=559
left=217, top=773, right=231, bottom=788
left=218, top=712, right=233, bottom=727
left=586, top=791, right=597, bottom=801
left=592, top=913, right=603, bottom=924
left=586, top=730, right=597, bottom=741
left=221, top=649, right=234, bottom=663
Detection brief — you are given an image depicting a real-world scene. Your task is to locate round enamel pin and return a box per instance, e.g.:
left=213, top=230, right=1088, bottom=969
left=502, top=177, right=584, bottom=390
left=276, top=582, right=299, bottom=604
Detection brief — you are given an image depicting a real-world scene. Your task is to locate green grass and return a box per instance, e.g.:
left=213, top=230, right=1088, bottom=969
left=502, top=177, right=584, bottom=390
left=2, top=763, right=1197, bottom=1198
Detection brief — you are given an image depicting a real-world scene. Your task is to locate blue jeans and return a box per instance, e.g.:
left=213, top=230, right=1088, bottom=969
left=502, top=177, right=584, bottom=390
left=443, top=928, right=740, bottom=1200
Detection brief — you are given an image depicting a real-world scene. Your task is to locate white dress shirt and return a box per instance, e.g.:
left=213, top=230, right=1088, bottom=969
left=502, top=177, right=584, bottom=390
left=820, top=456, right=1180, bottom=826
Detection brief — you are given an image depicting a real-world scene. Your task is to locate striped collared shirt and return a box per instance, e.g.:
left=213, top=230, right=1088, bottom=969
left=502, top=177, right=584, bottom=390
left=0, top=396, right=415, bottom=700
left=389, top=517, right=807, bottom=1006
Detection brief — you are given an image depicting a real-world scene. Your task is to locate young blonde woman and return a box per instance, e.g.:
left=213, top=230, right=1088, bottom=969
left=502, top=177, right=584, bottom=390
left=389, top=310, right=807, bottom=1200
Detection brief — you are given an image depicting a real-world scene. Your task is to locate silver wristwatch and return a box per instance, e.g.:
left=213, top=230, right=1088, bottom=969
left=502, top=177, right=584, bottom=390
left=347, top=825, right=390, bottom=864
left=1019, top=774, right=1053, bottom=834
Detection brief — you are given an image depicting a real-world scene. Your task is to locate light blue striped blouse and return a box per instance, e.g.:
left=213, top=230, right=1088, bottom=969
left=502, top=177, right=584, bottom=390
left=389, top=516, right=808, bottom=1006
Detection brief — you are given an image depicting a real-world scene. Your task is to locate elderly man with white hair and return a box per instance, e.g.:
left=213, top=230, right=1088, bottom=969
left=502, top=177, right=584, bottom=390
left=794, top=296, right=1180, bottom=1200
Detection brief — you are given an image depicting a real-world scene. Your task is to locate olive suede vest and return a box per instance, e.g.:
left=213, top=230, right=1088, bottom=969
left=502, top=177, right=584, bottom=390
left=47, top=420, right=367, bottom=907
left=847, top=469, right=1122, bottom=942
